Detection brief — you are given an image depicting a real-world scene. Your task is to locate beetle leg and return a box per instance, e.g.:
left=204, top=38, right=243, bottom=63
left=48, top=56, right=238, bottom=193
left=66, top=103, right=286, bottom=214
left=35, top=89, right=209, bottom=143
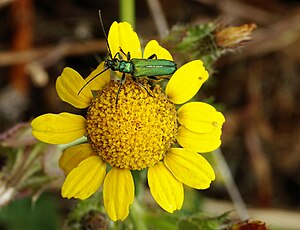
left=117, top=52, right=123, bottom=60
left=147, top=54, right=157, bottom=59
left=119, top=47, right=131, bottom=61
left=127, top=51, right=131, bottom=61
left=150, top=75, right=171, bottom=80
left=116, top=73, right=126, bottom=105
left=148, top=75, right=171, bottom=84
left=148, top=76, right=160, bottom=80
left=119, top=47, right=126, bottom=56
left=113, top=52, right=119, bottom=59
left=132, top=77, right=153, bottom=97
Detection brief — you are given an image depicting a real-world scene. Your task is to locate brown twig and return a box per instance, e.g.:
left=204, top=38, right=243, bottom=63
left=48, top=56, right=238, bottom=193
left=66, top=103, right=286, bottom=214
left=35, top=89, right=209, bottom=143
left=146, top=0, right=169, bottom=38
left=224, top=7, right=300, bottom=63
left=0, top=40, right=107, bottom=68
left=194, top=0, right=278, bottom=24
left=244, top=60, right=273, bottom=206
left=0, top=0, right=14, bottom=8
left=244, top=126, right=272, bottom=206
left=10, top=0, right=34, bottom=94
left=213, top=148, right=249, bottom=220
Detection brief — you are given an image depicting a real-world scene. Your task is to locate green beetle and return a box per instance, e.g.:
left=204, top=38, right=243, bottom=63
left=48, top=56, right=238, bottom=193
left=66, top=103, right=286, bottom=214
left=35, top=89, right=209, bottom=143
left=79, top=11, right=177, bottom=104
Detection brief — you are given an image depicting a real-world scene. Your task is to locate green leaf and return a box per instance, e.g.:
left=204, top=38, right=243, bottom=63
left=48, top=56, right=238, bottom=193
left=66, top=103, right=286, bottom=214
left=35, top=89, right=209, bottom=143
left=0, top=193, right=60, bottom=230
left=178, top=212, right=232, bottom=230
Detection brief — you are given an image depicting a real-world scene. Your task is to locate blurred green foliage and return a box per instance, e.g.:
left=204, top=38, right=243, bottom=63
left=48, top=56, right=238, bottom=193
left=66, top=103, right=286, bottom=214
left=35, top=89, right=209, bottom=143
left=0, top=193, right=61, bottom=230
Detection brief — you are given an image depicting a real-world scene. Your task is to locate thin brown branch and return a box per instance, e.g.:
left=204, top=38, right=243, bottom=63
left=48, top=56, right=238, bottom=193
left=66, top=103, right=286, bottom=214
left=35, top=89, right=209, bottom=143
left=214, top=148, right=249, bottom=220
left=243, top=60, right=273, bottom=206
left=245, top=9, right=300, bottom=56
left=10, top=0, right=34, bottom=94
left=194, top=0, right=278, bottom=24
left=244, top=126, right=272, bottom=206
left=219, top=0, right=278, bottom=24
left=146, top=0, right=169, bottom=38
left=225, top=8, right=300, bottom=63
left=0, top=39, right=107, bottom=68
left=0, top=0, right=14, bottom=8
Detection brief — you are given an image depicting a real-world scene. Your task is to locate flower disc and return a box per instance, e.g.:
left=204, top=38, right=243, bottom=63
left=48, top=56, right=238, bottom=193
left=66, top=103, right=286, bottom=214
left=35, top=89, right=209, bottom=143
left=86, top=78, right=177, bottom=170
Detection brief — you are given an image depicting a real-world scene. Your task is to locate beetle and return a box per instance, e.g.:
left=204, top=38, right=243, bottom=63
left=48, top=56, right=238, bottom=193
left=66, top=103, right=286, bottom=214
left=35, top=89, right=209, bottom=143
left=78, top=11, right=177, bottom=104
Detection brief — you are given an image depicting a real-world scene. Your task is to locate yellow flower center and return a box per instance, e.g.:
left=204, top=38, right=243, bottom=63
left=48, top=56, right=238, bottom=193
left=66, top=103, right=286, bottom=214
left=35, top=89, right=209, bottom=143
left=86, top=78, right=177, bottom=170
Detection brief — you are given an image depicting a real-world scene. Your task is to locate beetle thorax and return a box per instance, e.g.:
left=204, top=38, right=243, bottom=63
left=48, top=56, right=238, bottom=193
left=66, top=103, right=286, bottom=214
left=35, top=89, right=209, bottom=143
left=118, top=60, right=133, bottom=74
left=105, top=59, right=133, bottom=74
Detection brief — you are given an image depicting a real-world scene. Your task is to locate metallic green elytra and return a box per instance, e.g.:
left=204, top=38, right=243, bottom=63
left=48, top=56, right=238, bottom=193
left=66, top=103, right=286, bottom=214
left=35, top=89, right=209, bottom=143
left=106, top=57, right=176, bottom=77
left=131, top=58, right=177, bottom=77
left=78, top=11, right=177, bottom=104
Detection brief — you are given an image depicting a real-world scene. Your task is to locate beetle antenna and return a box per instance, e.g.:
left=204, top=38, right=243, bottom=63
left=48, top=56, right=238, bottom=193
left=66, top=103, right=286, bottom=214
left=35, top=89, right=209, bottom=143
left=78, top=66, right=110, bottom=95
left=98, top=10, right=112, bottom=59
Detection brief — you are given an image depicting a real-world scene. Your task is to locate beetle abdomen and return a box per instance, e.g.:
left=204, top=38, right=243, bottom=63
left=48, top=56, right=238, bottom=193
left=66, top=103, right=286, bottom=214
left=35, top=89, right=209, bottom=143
left=131, top=58, right=177, bottom=77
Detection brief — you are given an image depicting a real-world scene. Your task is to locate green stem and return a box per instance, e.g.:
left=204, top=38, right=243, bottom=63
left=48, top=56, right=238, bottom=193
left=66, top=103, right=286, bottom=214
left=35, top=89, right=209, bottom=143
left=136, top=170, right=146, bottom=202
left=119, top=0, right=135, bottom=28
left=23, top=142, right=46, bottom=170
left=112, top=220, right=121, bottom=230
left=58, top=136, right=87, bottom=151
left=130, top=201, right=147, bottom=230
left=213, top=148, right=249, bottom=220
left=8, top=142, right=46, bottom=188
left=8, top=147, right=24, bottom=179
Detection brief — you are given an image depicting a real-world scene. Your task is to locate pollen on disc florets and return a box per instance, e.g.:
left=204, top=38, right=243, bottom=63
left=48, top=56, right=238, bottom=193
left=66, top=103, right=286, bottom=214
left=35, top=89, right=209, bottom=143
left=86, top=78, right=177, bottom=170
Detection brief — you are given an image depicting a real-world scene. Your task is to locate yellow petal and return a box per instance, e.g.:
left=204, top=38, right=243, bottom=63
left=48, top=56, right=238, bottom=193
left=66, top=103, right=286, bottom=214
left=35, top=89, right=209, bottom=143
left=62, top=156, right=106, bottom=199
left=164, top=148, right=215, bottom=189
left=108, top=21, right=142, bottom=59
left=56, top=64, right=110, bottom=109
left=143, top=40, right=173, bottom=60
left=176, top=126, right=222, bottom=153
left=148, top=162, right=183, bottom=213
left=84, top=62, right=110, bottom=92
left=56, top=67, right=91, bottom=109
left=166, top=60, right=209, bottom=104
left=31, top=113, right=86, bottom=144
left=103, top=168, right=134, bottom=221
left=178, top=102, right=225, bottom=133
left=59, top=143, right=97, bottom=175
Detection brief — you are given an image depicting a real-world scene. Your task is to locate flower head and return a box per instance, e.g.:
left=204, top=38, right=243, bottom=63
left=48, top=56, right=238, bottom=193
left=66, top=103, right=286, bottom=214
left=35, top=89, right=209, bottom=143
left=215, top=23, right=257, bottom=48
left=31, top=21, right=225, bottom=221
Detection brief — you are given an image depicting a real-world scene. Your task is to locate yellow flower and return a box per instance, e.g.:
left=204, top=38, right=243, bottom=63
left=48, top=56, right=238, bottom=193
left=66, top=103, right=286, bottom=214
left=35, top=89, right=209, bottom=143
left=31, top=21, right=225, bottom=221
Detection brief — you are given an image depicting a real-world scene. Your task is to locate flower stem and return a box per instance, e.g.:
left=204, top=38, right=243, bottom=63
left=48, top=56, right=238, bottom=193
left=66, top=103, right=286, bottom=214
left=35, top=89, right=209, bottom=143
left=146, top=0, right=169, bottom=38
left=119, top=0, right=135, bottom=28
left=112, top=221, right=121, bottom=230
left=8, top=142, right=46, bottom=187
left=213, top=148, right=249, bottom=220
left=130, top=201, right=147, bottom=230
